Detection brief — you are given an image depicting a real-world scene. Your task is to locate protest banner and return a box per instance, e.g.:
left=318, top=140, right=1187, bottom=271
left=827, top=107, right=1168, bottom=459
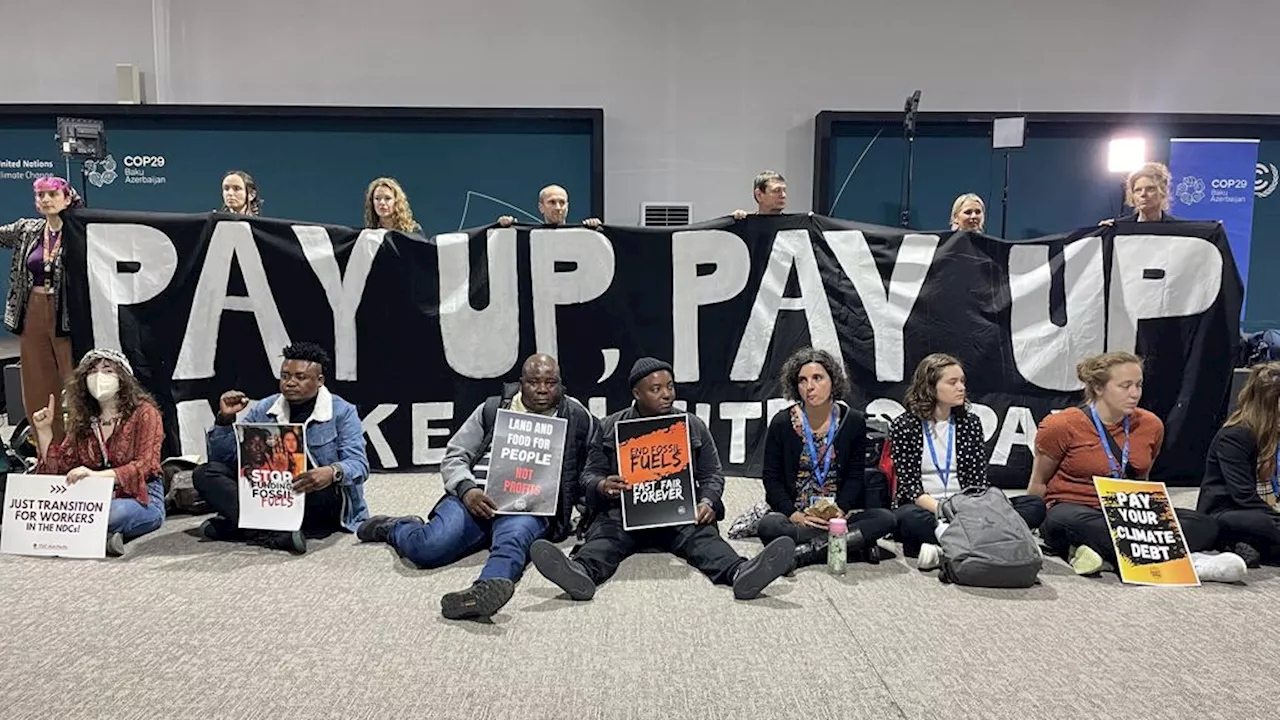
left=237, top=423, right=307, bottom=532
left=1094, top=477, right=1199, bottom=587
left=486, top=409, right=566, bottom=515
left=1, top=474, right=114, bottom=559
left=616, top=414, right=697, bottom=531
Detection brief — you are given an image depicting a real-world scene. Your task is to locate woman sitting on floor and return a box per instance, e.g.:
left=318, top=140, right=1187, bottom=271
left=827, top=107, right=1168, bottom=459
left=1027, top=351, right=1245, bottom=582
left=757, top=347, right=896, bottom=569
left=890, top=353, right=1046, bottom=569
left=32, top=348, right=166, bottom=556
left=1196, top=362, right=1280, bottom=567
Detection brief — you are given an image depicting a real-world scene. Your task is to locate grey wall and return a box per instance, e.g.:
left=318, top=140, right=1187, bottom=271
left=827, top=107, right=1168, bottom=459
left=5, top=0, right=1278, bottom=224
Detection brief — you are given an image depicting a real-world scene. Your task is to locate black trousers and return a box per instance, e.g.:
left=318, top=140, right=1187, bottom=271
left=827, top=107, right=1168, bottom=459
left=193, top=461, right=343, bottom=538
left=894, top=494, right=1047, bottom=556
left=1212, top=509, right=1280, bottom=558
left=1040, top=502, right=1218, bottom=565
left=756, top=508, right=896, bottom=547
left=571, top=507, right=744, bottom=586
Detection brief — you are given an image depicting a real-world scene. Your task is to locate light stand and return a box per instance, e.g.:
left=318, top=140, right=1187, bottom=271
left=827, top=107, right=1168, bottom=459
left=992, top=117, right=1026, bottom=238
left=55, top=116, right=108, bottom=206
left=899, top=90, right=921, bottom=228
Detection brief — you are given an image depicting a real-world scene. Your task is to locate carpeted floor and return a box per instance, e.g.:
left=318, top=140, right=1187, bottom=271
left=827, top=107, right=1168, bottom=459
left=0, top=475, right=1276, bottom=720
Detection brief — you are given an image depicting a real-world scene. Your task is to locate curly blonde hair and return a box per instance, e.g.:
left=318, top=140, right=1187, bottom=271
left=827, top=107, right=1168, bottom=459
left=62, top=355, right=157, bottom=446
left=364, top=177, right=421, bottom=233
left=1125, top=162, right=1171, bottom=212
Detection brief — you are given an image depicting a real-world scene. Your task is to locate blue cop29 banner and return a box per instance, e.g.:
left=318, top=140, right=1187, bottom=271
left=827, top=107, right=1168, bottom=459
left=1168, top=138, right=1260, bottom=308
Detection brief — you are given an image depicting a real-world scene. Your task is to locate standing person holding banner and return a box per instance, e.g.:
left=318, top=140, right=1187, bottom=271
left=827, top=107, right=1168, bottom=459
left=363, top=177, right=421, bottom=233
left=1, top=176, right=85, bottom=443
left=193, top=343, right=369, bottom=554
left=757, top=348, right=895, bottom=570
left=949, top=194, right=985, bottom=232
left=528, top=357, right=794, bottom=602
left=357, top=354, right=599, bottom=621
left=1099, top=163, right=1182, bottom=224
left=890, top=354, right=1045, bottom=569
left=32, top=349, right=165, bottom=556
left=1026, top=351, right=1245, bottom=581
left=1196, top=362, right=1280, bottom=567
left=218, top=170, right=263, bottom=216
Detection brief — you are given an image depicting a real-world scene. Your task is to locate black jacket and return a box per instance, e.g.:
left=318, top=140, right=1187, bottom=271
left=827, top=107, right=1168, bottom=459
left=761, top=402, right=884, bottom=514
left=1197, top=424, right=1272, bottom=516
left=581, top=405, right=726, bottom=521
left=1114, top=211, right=1183, bottom=222
left=889, top=408, right=988, bottom=508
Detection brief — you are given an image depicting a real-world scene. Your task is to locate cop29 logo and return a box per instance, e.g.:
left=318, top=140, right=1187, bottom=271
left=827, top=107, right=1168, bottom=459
left=1175, top=175, right=1205, bottom=205
left=1258, top=162, right=1279, bottom=199
left=83, top=155, right=117, bottom=187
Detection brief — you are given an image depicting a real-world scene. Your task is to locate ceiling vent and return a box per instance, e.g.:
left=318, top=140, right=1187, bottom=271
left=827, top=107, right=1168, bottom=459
left=640, top=202, right=693, bottom=227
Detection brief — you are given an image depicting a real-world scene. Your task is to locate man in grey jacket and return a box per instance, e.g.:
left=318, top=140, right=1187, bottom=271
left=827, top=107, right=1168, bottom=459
left=529, top=357, right=795, bottom=601
left=358, top=354, right=598, bottom=620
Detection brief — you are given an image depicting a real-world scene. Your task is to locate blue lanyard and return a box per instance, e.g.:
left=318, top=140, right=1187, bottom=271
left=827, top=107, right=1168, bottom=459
left=800, top=408, right=838, bottom=493
left=923, top=416, right=955, bottom=492
left=1089, top=404, right=1130, bottom=479
left=1271, top=450, right=1279, bottom=500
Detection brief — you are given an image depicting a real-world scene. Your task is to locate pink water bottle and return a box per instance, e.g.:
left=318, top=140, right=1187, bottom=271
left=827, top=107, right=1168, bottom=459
left=827, top=517, right=848, bottom=574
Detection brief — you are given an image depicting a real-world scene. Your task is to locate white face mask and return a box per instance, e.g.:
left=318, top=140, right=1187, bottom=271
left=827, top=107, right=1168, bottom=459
left=87, top=372, right=120, bottom=402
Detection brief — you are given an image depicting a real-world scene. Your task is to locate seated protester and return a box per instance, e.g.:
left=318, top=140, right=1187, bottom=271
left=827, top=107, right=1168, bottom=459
left=1196, top=362, right=1280, bottom=567
left=193, top=342, right=370, bottom=554
left=528, top=357, right=794, bottom=601
left=758, top=347, right=895, bottom=569
left=1027, top=351, right=1246, bottom=581
left=357, top=354, right=599, bottom=621
left=891, top=353, right=1046, bottom=569
left=32, top=349, right=165, bottom=556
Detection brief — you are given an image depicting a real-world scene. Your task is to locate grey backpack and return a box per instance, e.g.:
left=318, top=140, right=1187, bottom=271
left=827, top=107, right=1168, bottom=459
left=937, top=487, right=1042, bottom=588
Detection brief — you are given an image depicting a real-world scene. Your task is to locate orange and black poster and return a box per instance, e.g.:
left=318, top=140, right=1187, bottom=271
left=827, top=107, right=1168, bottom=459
left=1094, top=477, right=1200, bottom=587
left=615, top=414, right=697, bottom=531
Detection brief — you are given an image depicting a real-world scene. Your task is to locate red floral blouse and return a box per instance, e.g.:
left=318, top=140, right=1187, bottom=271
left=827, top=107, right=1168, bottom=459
left=36, top=401, right=165, bottom=505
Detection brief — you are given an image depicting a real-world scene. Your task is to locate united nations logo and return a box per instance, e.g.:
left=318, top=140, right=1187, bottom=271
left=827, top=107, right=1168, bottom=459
left=84, top=155, right=118, bottom=187
left=1175, top=175, right=1205, bottom=205
left=1258, top=162, right=1279, bottom=199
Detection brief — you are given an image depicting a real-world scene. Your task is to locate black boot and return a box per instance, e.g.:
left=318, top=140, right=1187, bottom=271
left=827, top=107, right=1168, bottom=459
left=843, top=528, right=880, bottom=564
left=792, top=538, right=829, bottom=570
left=357, top=515, right=425, bottom=544
left=441, top=578, right=516, bottom=620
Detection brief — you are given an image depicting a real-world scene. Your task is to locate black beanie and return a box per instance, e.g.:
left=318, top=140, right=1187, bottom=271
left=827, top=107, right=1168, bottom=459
left=628, top=357, right=673, bottom=388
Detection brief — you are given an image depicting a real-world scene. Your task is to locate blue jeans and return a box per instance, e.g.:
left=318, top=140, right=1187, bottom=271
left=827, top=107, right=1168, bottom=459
left=107, top=479, right=166, bottom=540
left=388, top=495, right=548, bottom=582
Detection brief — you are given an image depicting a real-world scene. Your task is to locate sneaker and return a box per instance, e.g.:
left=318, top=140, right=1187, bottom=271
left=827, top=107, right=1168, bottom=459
left=917, top=543, right=942, bottom=571
left=1192, top=551, right=1247, bottom=584
left=1232, top=542, right=1262, bottom=569
left=441, top=578, right=516, bottom=620
left=1069, top=545, right=1104, bottom=576
left=105, top=532, right=125, bottom=557
left=529, top=539, right=595, bottom=601
left=357, top=515, right=424, bottom=544
left=733, top=536, right=795, bottom=600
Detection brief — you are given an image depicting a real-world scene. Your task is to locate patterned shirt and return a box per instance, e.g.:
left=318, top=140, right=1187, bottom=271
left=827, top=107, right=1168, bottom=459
left=791, top=405, right=839, bottom=510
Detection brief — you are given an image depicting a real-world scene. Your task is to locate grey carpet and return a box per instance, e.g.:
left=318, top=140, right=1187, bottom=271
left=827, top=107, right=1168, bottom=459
left=0, top=476, right=1276, bottom=720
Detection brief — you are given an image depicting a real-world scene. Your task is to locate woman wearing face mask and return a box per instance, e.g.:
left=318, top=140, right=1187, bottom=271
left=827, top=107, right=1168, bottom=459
left=1027, top=351, right=1245, bottom=581
left=219, top=170, right=263, bottom=216
left=1196, top=362, right=1280, bottom=567
left=363, top=177, right=421, bottom=233
left=949, top=193, right=985, bottom=232
left=0, top=176, right=85, bottom=443
left=757, top=348, right=896, bottom=569
left=31, top=349, right=166, bottom=556
left=890, top=354, right=1046, bottom=569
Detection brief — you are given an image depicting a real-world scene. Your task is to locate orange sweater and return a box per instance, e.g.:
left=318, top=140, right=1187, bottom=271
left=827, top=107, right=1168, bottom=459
left=1036, top=406, right=1164, bottom=509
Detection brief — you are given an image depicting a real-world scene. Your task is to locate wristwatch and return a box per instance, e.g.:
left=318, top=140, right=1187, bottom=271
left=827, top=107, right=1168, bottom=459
left=330, top=464, right=345, bottom=486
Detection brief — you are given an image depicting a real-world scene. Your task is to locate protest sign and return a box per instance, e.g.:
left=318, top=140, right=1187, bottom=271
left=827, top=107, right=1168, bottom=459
left=616, top=414, right=697, bottom=531
left=1, top=474, right=114, bottom=559
left=486, top=409, right=566, bottom=515
left=1094, top=477, right=1199, bottom=586
left=237, top=423, right=307, bottom=532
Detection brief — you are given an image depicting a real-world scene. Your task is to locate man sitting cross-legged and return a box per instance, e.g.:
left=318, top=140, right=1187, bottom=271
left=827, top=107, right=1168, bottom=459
left=357, top=354, right=599, bottom=620
left=529, top=357, right=795, bottom=602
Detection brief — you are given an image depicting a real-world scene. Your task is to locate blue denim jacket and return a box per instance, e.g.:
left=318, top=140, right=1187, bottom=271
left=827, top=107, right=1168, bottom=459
left=206, top=386, right=370, bottom=532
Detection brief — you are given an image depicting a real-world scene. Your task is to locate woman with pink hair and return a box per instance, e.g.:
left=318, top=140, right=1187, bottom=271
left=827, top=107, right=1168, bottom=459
left=0, top=176, right=84, bottom=442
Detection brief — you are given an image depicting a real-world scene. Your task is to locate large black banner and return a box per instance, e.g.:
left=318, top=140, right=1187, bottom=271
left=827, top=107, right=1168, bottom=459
left=60, top=211, right=1241, bottom=488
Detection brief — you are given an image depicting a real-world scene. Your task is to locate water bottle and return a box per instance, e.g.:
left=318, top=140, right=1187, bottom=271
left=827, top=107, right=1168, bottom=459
left=827, top=517, right=848, bottom=575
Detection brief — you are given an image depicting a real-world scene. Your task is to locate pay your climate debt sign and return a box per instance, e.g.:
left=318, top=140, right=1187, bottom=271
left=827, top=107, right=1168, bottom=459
left=59, top=212, right=1241, bottom=489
